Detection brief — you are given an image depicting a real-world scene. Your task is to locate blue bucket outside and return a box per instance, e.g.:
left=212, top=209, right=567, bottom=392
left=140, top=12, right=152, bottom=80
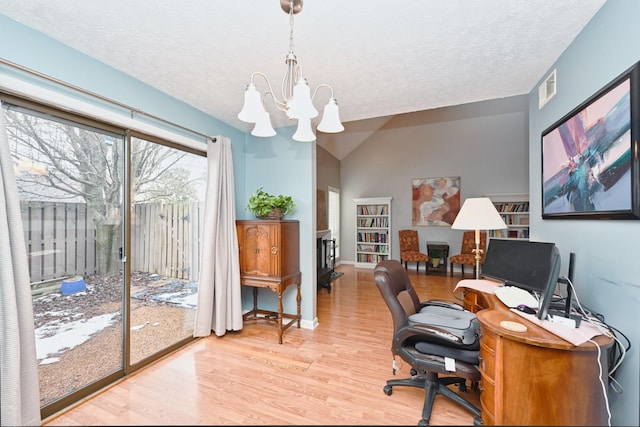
left=61, top=276, right=86, bottom=295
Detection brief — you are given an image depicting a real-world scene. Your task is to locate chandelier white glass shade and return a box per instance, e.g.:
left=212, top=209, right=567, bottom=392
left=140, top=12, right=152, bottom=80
left=237, top=0, right=344, bottom=142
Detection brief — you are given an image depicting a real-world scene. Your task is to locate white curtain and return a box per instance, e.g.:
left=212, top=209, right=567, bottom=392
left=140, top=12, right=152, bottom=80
left=193, top=136, right=243, bottom=337
left=0, top=107, right=42, bottom=425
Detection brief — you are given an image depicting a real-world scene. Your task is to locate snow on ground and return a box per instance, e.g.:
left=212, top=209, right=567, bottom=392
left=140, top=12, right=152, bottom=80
left=35, top=312, right=119, bottom=364
left=34, top=278, right=198, bottom=365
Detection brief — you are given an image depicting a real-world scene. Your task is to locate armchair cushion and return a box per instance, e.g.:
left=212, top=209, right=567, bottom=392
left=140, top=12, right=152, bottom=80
left=401, top=250, right=430, bottom=262
left=449, top=253, right=477, bottom=265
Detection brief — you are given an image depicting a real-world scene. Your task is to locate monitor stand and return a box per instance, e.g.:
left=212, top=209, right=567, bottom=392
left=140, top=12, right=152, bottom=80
left=548, top=252, right=581, bottom=327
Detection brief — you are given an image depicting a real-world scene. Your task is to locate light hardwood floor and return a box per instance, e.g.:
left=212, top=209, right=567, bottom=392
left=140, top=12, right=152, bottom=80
left=44, top=264, right=480, bottom=426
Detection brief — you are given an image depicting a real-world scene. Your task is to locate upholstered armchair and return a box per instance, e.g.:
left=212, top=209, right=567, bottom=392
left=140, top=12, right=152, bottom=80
left=449, top=230, right=487, bottom=277
left=398, top=229, right=430, bottom=274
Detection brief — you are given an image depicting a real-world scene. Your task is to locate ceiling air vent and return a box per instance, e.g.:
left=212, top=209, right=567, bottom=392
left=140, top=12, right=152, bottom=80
left=538, top=69, right=557, bottom=109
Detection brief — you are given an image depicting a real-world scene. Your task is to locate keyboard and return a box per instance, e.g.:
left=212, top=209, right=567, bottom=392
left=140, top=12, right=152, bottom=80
left=494, top=285, right=539, bottom=309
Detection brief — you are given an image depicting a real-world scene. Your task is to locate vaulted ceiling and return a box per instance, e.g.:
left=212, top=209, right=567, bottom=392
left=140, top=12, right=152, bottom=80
left=0, top=0, right=606, bottom=159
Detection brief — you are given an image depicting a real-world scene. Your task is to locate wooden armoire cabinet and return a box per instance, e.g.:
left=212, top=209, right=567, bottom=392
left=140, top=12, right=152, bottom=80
left=236, top=219, right=301, bottom=343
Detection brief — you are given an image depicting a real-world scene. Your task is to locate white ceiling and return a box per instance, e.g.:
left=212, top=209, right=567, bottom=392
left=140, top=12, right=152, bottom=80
left=0, top=0, right=606, bottom=159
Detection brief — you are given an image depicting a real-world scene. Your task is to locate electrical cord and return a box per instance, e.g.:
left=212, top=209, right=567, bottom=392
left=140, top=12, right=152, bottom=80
left=581, top=334, right=611, bottom=427
left=558, top=275, right=628, bottom=427
left=563, top=276, right=628, bottom=392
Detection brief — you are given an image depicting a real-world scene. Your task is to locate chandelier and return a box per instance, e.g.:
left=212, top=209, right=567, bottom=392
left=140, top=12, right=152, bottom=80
left=237, top=0, right=344, bottom=142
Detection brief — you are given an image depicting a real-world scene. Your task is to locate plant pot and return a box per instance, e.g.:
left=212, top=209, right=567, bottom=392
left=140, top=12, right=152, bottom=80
left=259, top=208, right=284, bottom=220
left=431, top=258, right=441, bottom=268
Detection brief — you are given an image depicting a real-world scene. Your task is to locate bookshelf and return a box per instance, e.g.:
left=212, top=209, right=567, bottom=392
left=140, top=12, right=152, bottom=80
left=354, top=197, right=392, bottom=268
left=485, top=193, right=530, bottom=240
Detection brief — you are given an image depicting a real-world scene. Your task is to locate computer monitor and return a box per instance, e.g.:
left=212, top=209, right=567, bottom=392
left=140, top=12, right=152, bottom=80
left=481, top=239, right=562, bottom=320
left=482, top=239, right=559, bottom=293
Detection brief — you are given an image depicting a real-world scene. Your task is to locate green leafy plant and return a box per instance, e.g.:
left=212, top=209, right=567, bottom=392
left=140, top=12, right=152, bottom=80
left=246, top=187, right=296, bottom=218
left=429, top=249, right=444, bottom=259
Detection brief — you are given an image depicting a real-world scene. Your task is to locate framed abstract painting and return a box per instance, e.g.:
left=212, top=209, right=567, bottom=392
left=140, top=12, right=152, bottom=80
left=412, top=176, right=461, bottom=226
left=541, top=61, right=640, bottom=220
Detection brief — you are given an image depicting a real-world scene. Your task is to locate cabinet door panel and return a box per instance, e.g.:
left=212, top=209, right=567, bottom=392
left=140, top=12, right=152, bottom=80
left=242, top=224, right=273, bottom=276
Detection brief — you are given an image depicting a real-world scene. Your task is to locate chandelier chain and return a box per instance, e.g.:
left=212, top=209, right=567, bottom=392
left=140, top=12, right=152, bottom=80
left=289, top=0, right=295, bottom=54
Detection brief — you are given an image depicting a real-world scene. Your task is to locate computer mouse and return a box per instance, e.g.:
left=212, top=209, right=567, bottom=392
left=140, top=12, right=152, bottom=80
left=516, top=304, right=537, bottom=315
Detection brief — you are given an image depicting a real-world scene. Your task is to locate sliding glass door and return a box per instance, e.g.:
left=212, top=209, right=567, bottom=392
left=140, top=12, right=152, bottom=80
left=4, top=102, right=126, bottom=413
left=3, top=99, right=206, bottom=417
left=129, top=135, right=206, bottom=365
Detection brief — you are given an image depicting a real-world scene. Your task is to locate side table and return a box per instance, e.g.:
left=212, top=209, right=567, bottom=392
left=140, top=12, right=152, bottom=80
left=426, top=241, right=449, bottom=275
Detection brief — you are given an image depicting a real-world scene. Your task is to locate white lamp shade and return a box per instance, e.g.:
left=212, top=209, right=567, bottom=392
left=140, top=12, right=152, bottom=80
left=251, top=109, right=276, bottom=137
left=292, top=117, right=316, bottom=142
left=451, top=197, right=507, bottom=230
left=238, top=83, right=263, bottom=123
left=287, top=78, right=319, bottom=119
left=317, top=98, right=344, bottom=133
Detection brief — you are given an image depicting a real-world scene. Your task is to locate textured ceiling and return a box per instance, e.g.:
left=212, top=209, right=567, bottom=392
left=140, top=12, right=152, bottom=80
left=0, top=0, right=606, bottom=159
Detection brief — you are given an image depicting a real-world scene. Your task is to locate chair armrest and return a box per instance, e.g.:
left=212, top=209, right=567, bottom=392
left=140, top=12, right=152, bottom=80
left=393, top=324, right=466, bottom=348
left=419, top=299, right=465, bottom=311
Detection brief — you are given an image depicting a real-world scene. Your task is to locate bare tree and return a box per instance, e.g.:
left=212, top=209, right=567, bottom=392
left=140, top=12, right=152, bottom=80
left=5, top=107, right=199, bottom=275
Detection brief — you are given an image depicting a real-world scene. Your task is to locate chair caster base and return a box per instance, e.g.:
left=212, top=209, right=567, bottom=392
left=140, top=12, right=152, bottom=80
left=383, top=384, right=392, bottom=395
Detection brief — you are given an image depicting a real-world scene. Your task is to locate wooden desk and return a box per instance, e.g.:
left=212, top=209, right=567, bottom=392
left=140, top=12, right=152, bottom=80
left=463, top=288, right=613, bottom=426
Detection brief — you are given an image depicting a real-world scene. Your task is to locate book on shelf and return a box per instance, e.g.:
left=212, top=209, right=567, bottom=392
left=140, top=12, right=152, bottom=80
left=494, top=201, right=530, bottom=213
left=358, top=204, right=389, bottom=216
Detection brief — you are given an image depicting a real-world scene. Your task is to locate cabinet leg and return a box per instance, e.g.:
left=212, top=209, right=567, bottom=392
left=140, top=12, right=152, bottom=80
left=252, top=287, right=258, bottom=312
left=277, top=292, right=284, bottom=344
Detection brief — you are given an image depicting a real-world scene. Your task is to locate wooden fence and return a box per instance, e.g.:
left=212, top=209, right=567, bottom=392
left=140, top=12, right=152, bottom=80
left=21, top=201, right=204, bottom=283
left=130, top=201, right=204, bottom=280
left=21, top=201, right=97, bottom=283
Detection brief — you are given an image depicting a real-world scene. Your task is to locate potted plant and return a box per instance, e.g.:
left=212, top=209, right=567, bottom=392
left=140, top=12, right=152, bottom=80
left=429, top=249, right=443, bottom=268
left=246, top=187, right=296, bottom=219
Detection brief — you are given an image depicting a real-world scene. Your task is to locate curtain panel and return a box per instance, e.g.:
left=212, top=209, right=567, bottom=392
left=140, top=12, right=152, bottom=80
left=193, top=136, right=243, bottom=337
left=0, top=106, right=42, bottom=426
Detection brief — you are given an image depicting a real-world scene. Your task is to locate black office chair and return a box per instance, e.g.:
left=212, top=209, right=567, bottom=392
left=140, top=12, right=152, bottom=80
left=374, top=259, right=482, bottom=426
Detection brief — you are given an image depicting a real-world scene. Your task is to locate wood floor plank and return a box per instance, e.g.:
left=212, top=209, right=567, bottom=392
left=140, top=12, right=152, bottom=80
left=44, top=265, right=480, bottom=426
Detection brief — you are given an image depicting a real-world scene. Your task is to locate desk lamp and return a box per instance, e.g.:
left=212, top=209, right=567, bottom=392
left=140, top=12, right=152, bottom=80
left=451, top=197, right=507, bottom=279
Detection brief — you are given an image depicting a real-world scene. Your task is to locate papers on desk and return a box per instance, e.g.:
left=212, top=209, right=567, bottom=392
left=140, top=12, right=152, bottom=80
left=509, top=309, right=606, bottom=346
left=453, top=279, right=500, bottom=294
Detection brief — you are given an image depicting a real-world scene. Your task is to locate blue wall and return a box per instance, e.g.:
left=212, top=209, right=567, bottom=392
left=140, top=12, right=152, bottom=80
left=240, top=132, right=316, bottom=325
left=528, top=1, right=640, bottom=424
